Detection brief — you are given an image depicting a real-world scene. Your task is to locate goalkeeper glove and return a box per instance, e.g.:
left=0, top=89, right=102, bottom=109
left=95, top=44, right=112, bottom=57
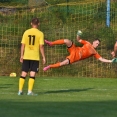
left=77, top=30, right=82, bottom=36
left=112, top=58, right=117, bottom=63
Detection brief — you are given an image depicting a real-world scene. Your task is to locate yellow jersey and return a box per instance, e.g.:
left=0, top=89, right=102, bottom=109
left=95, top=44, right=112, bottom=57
left=21, top=28, right=44, bottom=60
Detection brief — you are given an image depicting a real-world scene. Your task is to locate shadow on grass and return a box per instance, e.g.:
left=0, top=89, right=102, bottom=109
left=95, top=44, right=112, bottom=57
left=0, top=100, right=117, bottom=117
left=44, top=88, right=93, bottom=94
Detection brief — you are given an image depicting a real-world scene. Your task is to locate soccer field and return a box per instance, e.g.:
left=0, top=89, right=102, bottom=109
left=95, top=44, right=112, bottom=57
left=0, top=77, right=117, bottom=117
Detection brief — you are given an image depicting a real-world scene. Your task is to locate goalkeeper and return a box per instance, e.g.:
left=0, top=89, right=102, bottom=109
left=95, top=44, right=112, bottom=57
left=43, top=31, right=114, bottom=71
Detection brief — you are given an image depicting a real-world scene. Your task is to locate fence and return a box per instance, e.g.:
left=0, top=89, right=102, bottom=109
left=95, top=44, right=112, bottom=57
left=0, top=0, right=117, bottom=78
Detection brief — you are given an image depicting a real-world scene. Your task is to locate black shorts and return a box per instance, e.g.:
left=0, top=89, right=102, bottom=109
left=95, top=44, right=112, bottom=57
left=22, top=60, right=39, bottom=73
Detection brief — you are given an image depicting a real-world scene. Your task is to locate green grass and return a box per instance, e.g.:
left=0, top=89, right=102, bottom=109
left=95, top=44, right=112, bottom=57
left=0, top=76, right=117, bottom=117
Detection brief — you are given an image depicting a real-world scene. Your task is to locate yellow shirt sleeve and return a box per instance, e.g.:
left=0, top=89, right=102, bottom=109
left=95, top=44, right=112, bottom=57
left=39, top=32, right=44, bottom=45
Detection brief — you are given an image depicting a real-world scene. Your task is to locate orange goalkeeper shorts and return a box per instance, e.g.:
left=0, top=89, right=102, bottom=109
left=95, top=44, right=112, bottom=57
left=66, top=44, right=81, bottom=64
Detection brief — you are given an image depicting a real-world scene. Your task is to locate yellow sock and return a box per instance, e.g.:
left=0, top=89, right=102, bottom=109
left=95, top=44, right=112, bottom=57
left=28, top=78, right=35, bottom=92
left=19, top=78, right=25, bottom=92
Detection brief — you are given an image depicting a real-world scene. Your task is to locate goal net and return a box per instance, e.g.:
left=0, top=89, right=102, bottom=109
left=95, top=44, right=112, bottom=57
left=0, top=0, right=117, bottom=78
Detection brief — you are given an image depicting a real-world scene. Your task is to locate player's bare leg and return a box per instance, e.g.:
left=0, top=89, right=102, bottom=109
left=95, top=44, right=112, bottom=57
left=43, top=59, right=69, bottom=71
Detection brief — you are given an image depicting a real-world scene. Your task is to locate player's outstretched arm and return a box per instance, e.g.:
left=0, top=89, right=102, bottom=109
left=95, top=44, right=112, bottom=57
left=99, top=57, right=117, bottom=63
left=98, top=57, right=112, bottom=63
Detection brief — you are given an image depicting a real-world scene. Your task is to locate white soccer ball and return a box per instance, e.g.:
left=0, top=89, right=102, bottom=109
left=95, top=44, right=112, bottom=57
left=77, top=30, right=82, bottom=36
left=78, top=30, right=82, bottom=34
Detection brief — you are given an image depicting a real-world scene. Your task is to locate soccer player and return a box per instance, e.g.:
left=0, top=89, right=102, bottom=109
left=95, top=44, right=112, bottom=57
left=43, top=31, right=113, bottom=71
left=18, top=18, right=46, bottom=95
left=111, top=41, right=117, bottom=58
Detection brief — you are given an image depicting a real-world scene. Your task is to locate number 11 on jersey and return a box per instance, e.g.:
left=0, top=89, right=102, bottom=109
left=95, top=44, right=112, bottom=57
left=28, top=35, right=35, bottom=45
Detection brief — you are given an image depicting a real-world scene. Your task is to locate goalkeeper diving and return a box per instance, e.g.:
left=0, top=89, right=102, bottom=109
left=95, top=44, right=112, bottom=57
left=43, top=30, right=117, bottom=71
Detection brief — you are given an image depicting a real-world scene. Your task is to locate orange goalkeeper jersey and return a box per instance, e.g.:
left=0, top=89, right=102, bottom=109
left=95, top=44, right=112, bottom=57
left=67, top=40, right=101, bottom=63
